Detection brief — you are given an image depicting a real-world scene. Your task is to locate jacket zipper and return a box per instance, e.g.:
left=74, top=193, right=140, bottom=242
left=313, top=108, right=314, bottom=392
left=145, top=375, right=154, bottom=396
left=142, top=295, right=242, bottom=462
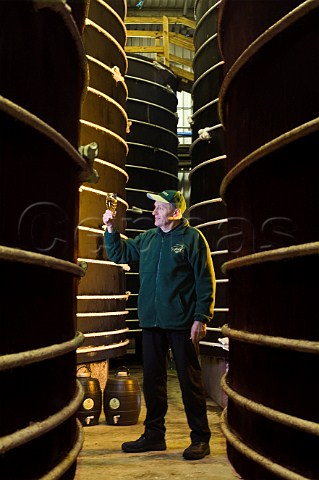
left=154, top=236, right=164, bottom=327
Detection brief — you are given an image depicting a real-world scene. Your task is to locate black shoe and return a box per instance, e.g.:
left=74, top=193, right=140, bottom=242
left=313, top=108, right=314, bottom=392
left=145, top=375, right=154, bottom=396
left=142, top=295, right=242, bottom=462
left=183, top=442, right=210, bottom=460
left=122, top=435, right=167, bottom=453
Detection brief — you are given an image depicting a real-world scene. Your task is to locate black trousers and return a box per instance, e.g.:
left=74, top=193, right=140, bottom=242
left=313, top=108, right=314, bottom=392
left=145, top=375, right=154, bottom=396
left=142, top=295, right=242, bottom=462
left=142, top=328, right=211, bottom=444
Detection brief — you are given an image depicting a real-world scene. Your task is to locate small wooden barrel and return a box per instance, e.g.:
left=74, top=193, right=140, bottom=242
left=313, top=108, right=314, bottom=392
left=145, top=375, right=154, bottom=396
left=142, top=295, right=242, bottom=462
left=103, top=367, right=141, bottom=426
left=77, top=370, right=102, bottom=426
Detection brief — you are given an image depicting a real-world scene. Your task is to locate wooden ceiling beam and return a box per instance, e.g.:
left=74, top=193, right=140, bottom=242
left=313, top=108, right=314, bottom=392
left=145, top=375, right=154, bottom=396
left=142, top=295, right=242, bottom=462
left=168, top=16, right=196, bottom=29
left=168, top=32, right=194, bottom=52
left=170, top=65, right=194, bottom=82
left=125, top=45, right=164, bottom=54
left=126, top=30, right=163, bottom=38
left=170, top=53, right=193, bottom=68
left=126, top=16, right=167, bottom=24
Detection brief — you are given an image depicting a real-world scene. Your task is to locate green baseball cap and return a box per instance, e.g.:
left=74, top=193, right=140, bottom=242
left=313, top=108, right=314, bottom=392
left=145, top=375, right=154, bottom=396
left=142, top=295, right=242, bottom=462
left=147, top=190, right=186, bottom=213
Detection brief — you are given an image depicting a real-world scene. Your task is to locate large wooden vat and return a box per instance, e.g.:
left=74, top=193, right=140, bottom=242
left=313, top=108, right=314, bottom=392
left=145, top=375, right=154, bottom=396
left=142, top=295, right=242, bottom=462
left=191, top=0, right=228, bottom=405
left=0, top=1, right=89, bottom=477
left=77, top=0, right=130, bottom=365
left=219, top=1, right=319, bottom=477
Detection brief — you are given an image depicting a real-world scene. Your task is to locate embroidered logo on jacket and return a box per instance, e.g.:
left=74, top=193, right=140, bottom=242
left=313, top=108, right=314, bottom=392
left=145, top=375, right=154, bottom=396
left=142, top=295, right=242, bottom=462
left=171, top=244, right=185, bottom=253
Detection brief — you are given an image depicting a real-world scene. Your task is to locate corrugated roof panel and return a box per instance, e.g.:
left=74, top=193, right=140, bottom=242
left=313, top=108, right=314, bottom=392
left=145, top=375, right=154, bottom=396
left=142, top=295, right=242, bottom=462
left=126, top=0, right=195, bottom=11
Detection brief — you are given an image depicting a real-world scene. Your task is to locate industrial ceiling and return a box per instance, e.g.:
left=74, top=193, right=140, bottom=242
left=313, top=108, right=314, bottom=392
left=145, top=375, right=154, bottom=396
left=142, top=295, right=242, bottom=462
left=126, top=0, right=196, bottom=18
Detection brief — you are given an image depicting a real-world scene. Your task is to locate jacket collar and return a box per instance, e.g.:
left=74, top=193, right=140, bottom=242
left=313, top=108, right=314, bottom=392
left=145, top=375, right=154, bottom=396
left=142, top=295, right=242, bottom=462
left=156, top=218, right=189, bottom=235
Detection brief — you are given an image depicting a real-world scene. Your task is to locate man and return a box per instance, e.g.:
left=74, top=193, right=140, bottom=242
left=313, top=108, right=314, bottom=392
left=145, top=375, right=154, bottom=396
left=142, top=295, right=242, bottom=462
left=103, top=189, right=215, bottom=460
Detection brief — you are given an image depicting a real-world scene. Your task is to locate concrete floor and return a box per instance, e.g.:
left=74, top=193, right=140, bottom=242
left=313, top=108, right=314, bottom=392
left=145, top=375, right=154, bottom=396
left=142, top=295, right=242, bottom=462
left=75, top=365, right=241, bottom=480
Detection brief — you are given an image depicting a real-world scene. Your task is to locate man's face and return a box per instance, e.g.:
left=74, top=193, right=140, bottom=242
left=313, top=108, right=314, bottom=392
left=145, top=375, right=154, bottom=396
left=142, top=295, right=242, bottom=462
left=152, top=201, right=176, bottom=229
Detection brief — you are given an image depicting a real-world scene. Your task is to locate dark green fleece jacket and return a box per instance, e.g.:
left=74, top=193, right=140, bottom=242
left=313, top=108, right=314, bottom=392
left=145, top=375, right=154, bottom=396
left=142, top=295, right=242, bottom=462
left=104, top=219, right=215, bottom=330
